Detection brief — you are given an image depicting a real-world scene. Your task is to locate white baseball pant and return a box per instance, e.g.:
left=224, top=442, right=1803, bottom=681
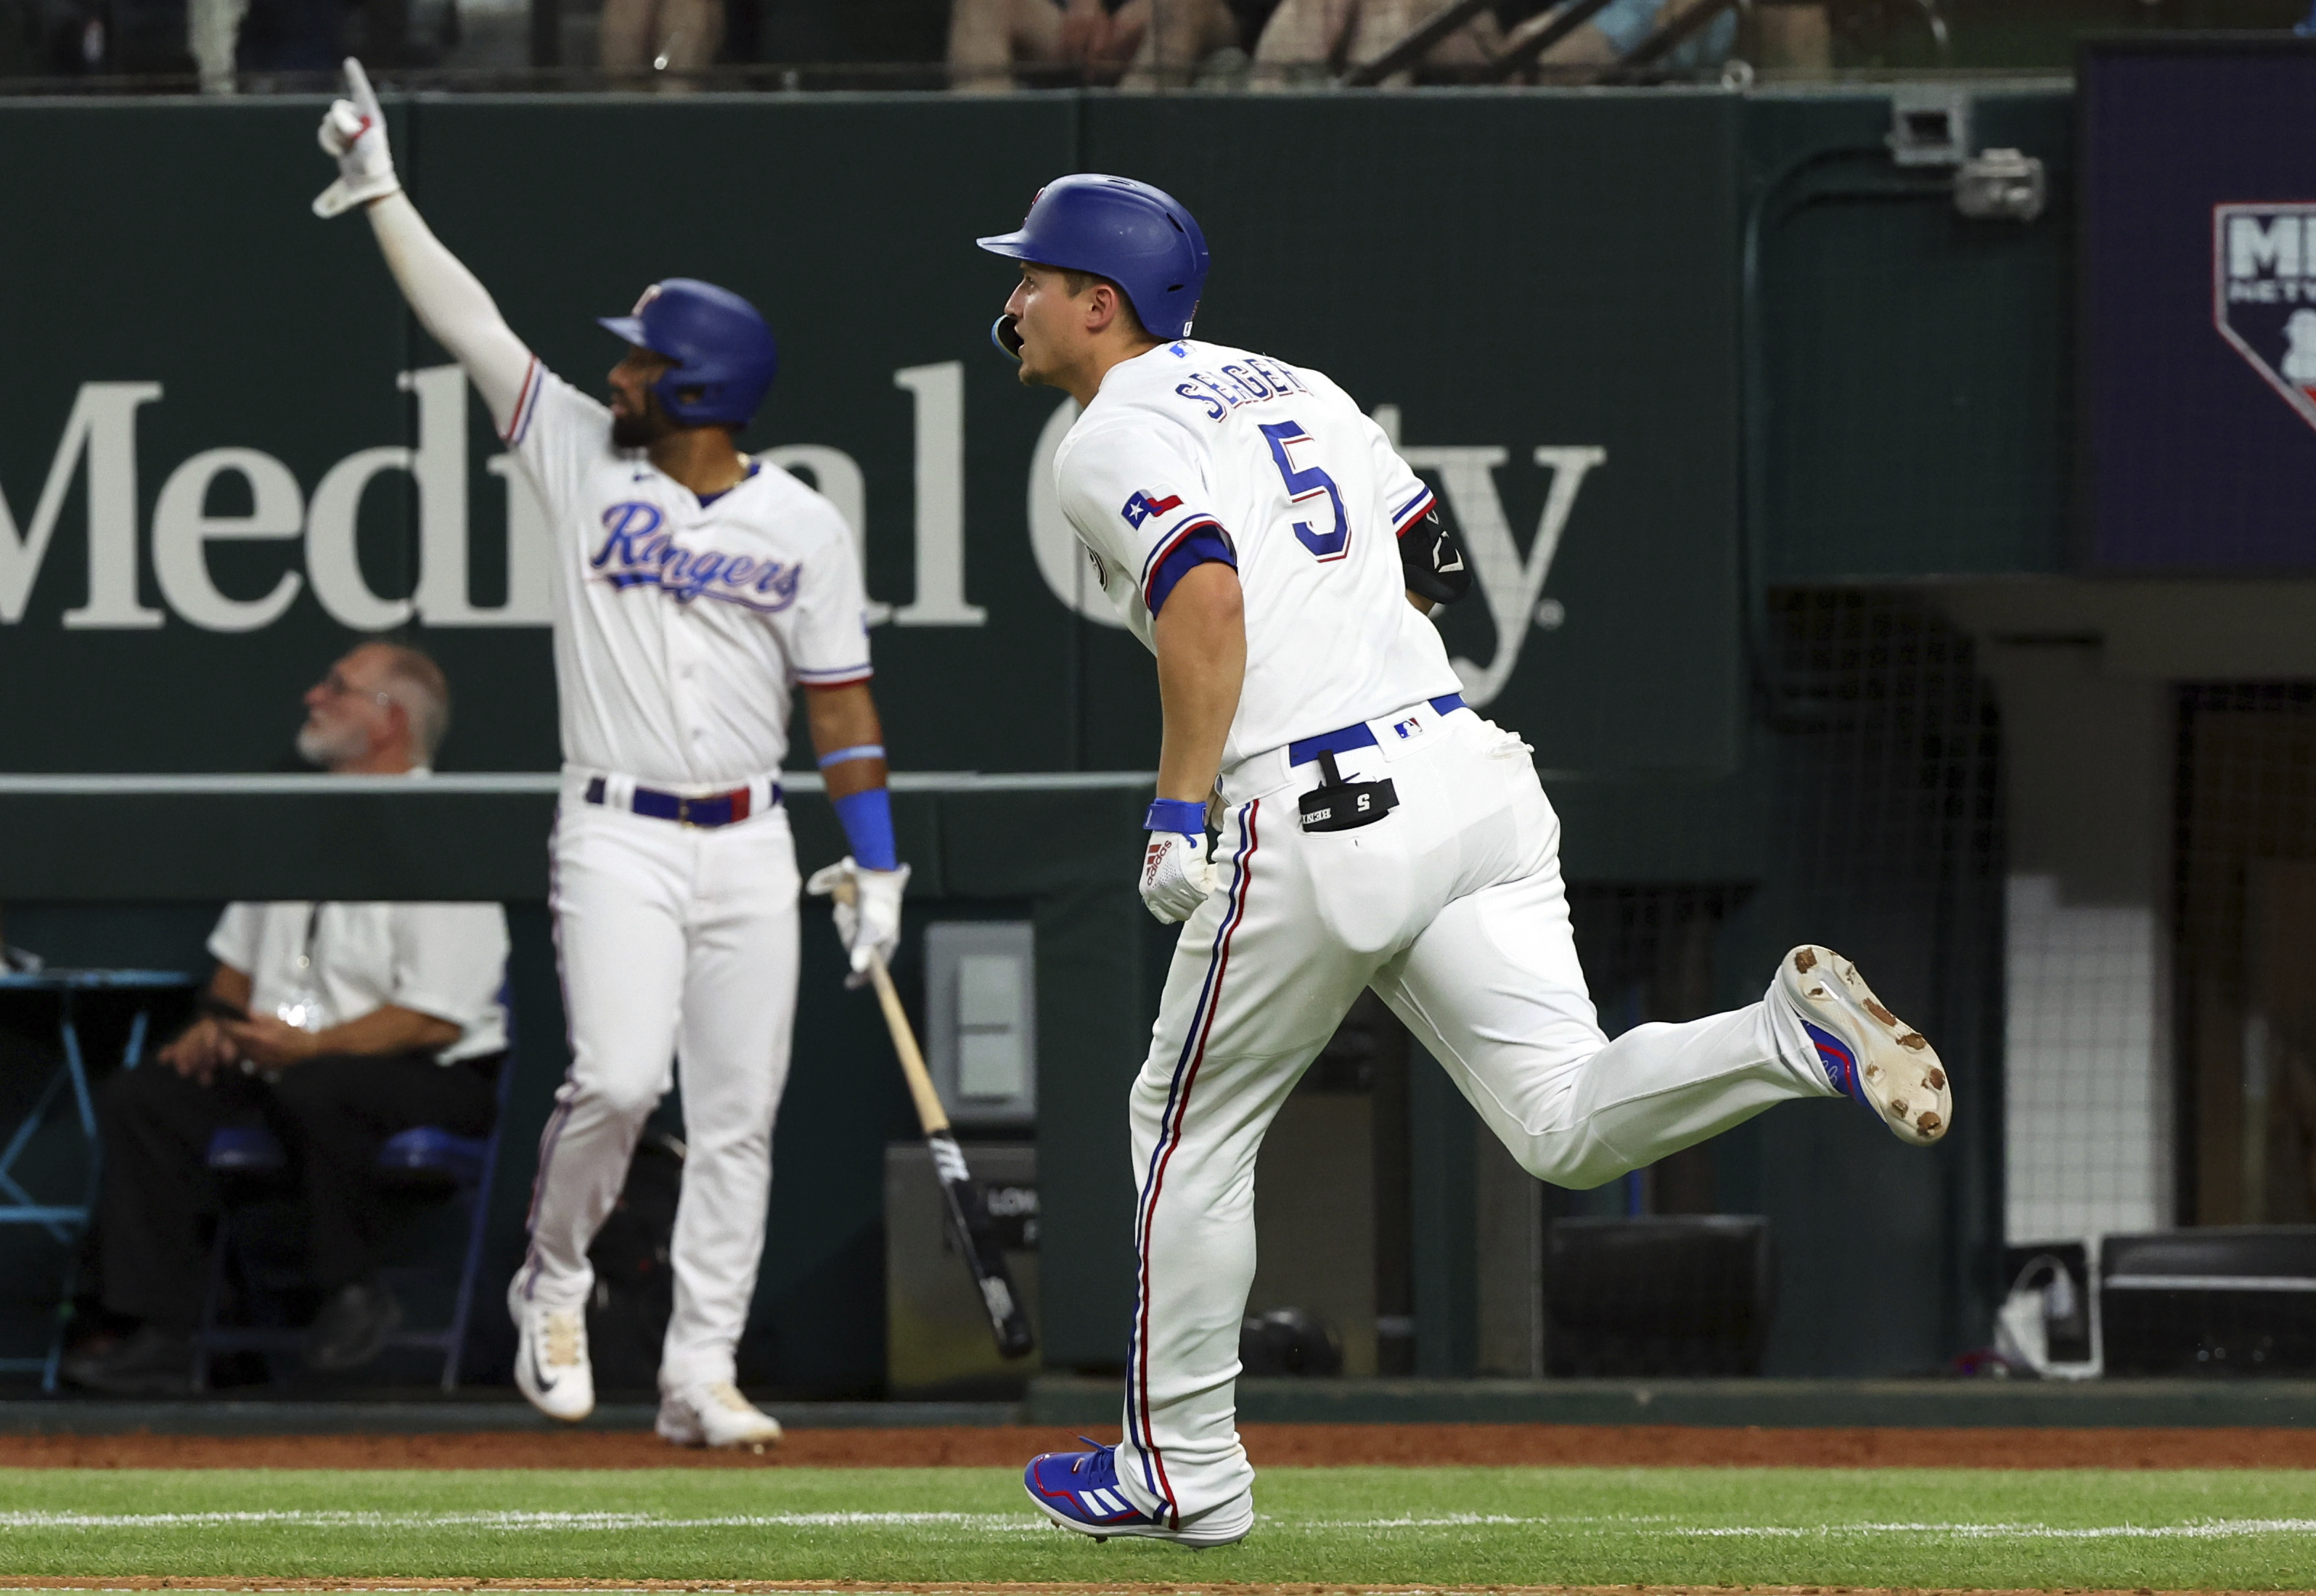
left=519, top=777, right=801, bottom=1392
left=1112, top=702, right=1838, bottom=1523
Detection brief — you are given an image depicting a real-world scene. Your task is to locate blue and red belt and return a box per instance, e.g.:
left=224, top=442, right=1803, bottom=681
left=1287, top=694, right=1467, bottom=768
left=583, top=776, right=778, bottom=828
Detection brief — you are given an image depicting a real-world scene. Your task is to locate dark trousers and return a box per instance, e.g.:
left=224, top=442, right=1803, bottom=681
left=94, top=1052, right=499, bottom=1330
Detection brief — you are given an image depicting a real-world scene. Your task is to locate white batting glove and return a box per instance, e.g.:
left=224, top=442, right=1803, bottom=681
left=312, top=58, right=401, bottom=218
left=806, top=857, right=911, bottom=987
left=1139, top=829, right=1216, bottom=925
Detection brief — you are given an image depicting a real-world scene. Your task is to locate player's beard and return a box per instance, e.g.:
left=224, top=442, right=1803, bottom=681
left=612, top=388, right=678, bottom=449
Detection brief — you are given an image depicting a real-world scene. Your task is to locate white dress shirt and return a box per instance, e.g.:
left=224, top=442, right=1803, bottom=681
left=208, top=899, right=510, bottom=1066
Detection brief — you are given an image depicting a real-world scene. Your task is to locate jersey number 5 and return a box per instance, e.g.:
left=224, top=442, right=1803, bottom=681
left=1259, top=420, right=1351, bottom=561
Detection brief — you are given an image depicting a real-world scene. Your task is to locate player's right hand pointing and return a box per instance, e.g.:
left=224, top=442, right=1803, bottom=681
left=312, top=58, right=401, bottom=218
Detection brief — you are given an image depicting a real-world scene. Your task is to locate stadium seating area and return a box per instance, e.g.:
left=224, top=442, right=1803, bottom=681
left=1, top=0, right=2311, bottom=95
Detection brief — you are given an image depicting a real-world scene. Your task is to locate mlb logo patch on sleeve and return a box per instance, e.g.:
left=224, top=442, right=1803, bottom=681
left=1121, top=490, right=1184, bottom=528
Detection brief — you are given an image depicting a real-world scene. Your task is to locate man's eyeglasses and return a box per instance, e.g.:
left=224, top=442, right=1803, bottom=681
left=318, top=668, right=399, bottom=713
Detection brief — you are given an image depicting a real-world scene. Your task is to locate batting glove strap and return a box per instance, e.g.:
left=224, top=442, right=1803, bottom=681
left=1144, top=798, right=1208, bottom=836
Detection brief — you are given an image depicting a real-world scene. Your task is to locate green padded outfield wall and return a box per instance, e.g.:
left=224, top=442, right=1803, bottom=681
left=0, top=89, right=1746, bottom=1386
left=0, top=86, right=2053, bottom=1384
left=0, top=91, right=1740, bottom=779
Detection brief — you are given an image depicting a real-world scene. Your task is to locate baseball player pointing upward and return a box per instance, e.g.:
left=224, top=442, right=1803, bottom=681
left=310, top=62, right=909, bottom=1446
left=982, top=176, right=1954, bottom=1546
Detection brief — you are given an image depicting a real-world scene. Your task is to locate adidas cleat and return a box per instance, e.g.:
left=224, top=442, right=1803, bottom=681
left=1023, top=1441, right=1253, bottom=1547
left=1779, top=944, right=1951, bottom=1145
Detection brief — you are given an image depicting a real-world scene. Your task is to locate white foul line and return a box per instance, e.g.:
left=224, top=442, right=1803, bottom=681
left=4, top=1508, right=2315, bottom=1542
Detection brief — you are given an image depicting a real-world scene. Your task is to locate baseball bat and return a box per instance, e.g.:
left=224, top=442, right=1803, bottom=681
left=850, top=929, right=1036, bottom=1360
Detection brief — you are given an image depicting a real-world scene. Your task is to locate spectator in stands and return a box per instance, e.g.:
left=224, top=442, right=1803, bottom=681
left=1252, top=0, right=1494, bottom=81
left=949, top=0, right=1145, bottom=87
left=1518, top=0, right=1739, bottom=73
left=949, top=0, right=1274, bottom=88
left=602, top=0, right=723, bottom=84
left=1251, top=0, right=1736, bottom=83
left=62, top=643, right=510, bottom=1396
left=1118, top=0, right=1297, bottom=83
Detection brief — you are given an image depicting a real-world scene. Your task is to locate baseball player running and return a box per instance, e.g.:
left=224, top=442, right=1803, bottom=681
left=310, top=62, right=908, bottom=1446
left=980, top=176, right=1954, bottom=1545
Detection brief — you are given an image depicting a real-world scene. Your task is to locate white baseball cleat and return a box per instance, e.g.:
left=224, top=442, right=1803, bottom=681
left=1777, top=944, right=1952, bottom=1145
left=508, top=1282, right=594, bottom=1423
left=657, top=1380, right=785, bottom=1449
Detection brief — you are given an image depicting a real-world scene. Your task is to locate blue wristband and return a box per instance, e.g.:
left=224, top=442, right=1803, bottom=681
left=1145, top=798, right=1207, bottom=836
left=832, top=786, right=899, bottom=872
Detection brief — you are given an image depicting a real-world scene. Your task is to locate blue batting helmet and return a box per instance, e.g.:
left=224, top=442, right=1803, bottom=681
left=597, top=279, right=779, bottom=428
left=976, top=174, right=1209, bottom=342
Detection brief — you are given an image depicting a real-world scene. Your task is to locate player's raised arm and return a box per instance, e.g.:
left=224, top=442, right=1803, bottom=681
left=310, top=59, right=533, bottom=435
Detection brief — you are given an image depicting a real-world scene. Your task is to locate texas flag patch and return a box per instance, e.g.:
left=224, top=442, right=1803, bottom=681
left=1121, top=489, right=1184, bottom=529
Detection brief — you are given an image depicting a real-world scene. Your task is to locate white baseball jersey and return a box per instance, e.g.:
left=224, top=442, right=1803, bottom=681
left=1055, top=340, right=1463, bottom=766
left=1067, top=351, right=1862, bottom=1534
left=497, top=357, right=859, bottom=1395
left=504, top=362, right=872, bottom=787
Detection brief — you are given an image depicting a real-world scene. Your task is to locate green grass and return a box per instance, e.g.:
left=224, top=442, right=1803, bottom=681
left=0, top=1466, right=2312, bottom=1589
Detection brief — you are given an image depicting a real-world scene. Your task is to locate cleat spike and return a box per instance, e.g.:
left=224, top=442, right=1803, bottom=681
left=1777, top=946, right=1951, bottom=1148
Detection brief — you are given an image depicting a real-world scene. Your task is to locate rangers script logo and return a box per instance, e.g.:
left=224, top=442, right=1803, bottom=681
left=2214, top=202, right=2316, bottom=433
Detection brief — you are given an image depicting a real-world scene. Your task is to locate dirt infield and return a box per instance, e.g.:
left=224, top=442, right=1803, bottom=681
left=0, top=1582, right=2290, bottom=1595
left=1, top=1423, right=2313, bottom=1470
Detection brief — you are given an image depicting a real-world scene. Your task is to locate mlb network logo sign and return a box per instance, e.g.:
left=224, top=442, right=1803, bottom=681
left=2214, top=203, right=2316, bottom=433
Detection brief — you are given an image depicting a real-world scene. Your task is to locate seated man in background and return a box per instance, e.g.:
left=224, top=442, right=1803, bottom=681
left=65, top=643, right=510, bottom=1396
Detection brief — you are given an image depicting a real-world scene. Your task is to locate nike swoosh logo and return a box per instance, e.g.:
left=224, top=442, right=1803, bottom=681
left=526, top=1346, right=559, bottom=1393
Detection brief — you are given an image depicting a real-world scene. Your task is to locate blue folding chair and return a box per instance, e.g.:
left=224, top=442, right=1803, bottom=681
left=192, top=998, right=520, bottom=1391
